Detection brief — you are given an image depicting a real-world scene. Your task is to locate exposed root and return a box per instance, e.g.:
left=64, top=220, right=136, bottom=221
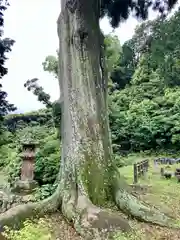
left=115, top=188, right=178, bottom=229
left=0, top=185, right=62, bottom=228
left=0, top=180, right=130, bottom=239
left=62, top=191, right=131, bottom=239
left=1, top=174, right=178, bottom=239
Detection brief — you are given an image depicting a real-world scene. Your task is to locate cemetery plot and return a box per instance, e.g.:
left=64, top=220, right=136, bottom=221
left=120, top=157, right=180, bottom=222
left=154, top=157, right=180, bottom=182
left=154, top=157, right=180, bottom=165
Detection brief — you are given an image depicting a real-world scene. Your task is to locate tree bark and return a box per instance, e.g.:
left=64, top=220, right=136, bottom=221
left=58, top=0, right=112, bottom=207
left=56, top=0, right=132, bottom=236
left=0, top=0, right=178, bottom=238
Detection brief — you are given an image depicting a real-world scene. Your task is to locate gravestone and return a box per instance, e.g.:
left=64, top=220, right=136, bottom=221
left=175, top=168, right=180, bottom=182
left=13, top=142, right=38, bottom=193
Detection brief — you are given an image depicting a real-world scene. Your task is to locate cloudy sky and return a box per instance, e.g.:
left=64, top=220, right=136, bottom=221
left=2, top=0, right=179, bottom=113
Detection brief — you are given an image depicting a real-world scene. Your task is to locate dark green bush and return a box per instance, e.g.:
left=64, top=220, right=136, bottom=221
left=34, top=138, right=60, bottom=185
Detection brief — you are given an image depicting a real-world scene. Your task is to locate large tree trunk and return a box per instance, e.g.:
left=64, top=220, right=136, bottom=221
left=0, top=0, right=178, bottom=238
left=56, top=0, right=131, bottom=236
left=58, top=0, right=112, bottom=206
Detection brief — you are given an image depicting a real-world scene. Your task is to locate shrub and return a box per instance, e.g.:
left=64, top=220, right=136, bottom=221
left=34, top=139, right=60, bottom=185
left=34, top=183, right=58, bottom=200
left=6, top=152, right=21, bottom=186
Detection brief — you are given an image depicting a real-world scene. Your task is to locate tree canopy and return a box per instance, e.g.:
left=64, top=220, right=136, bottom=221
left=101, top=0, right=178, bottom=27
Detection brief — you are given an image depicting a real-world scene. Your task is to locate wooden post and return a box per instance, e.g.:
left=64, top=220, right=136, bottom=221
left=134, top=163, right=138, bottom=183
left=144, top=160, right=148, bottom=178
left=146, top=160, right=148, bottom=171
left=145, top=160, right=148, bottom=172
left=160, top=167, right=164, bottom=177
left=142, top=161, right=145, bottom=177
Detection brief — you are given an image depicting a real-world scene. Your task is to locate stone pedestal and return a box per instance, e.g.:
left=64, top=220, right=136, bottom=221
left=13, top=179, right=38, bottom=194
left=14, top=142, right=38, bottom=194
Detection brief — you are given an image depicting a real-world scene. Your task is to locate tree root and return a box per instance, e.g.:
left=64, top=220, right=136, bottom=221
left=62, top=192, right=131, bottom=239
left=115, top=188, right=178, bottom=228
left=0, top=178, right=179, bottom=239
left=0, top=185, right=62, bottom=228
left=0, top=184, right=130, bottom=239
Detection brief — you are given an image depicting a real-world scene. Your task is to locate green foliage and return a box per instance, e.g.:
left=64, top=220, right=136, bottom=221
left=109, top=10, right=180, bottom=154
left=52, top=100, right=61, bottom=130
left=0, top=112, right=60, bottom=189
left=104, top=34, right=121, bottom=74
left=4, top=108, right=53, bottom=132
left=3, top=219, right=51, bottom=240
left=16, top=125, right=55, bottom=145
left=42, top=54, right=58, bottom=78
left=0, top=1, right=16, bottom=131
left=110, top=43, right=136, bottom=90
left=24, top=77, right=61, bottom=132
left=35, top=136, right=60, bottom=185
left=24, top=78, right=52, bottom=108
left=6, top=153, right=21, bottom=185
left=34, top=183, right=58, bottom=200
left=0, top=145, right=16, bottom=168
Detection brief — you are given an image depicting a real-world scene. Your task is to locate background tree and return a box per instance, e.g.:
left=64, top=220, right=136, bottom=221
left=0, top=0, right=16, bottom=133
left=24, top=78, right=61, bottom=132
left=110, top=43, right=136, bottom=90
left=24, top=78, right=52, bottom=108
left=104, top=34, right=121, bottom=74
left=109, top=9, right=180, bottom=154
left=0, top=1, right=179, bottom=238
left=42, top=53, right=58, bottom=78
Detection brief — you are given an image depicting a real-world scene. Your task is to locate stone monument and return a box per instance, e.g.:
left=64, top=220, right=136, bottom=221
left=13, top=142, right=38, bottom=193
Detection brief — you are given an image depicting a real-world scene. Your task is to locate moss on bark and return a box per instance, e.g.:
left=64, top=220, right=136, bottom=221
left=81, top=149, right=109, bottom=206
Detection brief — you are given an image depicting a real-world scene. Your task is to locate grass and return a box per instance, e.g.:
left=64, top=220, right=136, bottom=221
left=115, top=156, right=180, bottom=239
left=120, top=159, right=180, bottom=212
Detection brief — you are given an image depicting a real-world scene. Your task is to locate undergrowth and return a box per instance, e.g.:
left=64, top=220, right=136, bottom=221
left=3, top=219, right=52, bottom=240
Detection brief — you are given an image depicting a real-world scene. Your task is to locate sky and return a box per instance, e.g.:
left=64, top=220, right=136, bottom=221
left=2, top=0, right=179, bottom=113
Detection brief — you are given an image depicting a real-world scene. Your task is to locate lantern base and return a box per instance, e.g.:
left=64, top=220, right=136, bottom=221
left=12, top=179, right=38, bottom=194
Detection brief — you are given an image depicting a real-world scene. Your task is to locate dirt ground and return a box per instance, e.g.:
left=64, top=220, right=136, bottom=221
left=47, top=213, right=82, bottom=240
left=41, top=213, right=180, bottom=240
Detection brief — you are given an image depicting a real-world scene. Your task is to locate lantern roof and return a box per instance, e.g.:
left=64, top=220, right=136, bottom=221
left=20, top=141, right=39, bottom=148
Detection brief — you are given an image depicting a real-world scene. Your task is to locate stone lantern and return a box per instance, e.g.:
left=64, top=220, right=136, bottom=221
left=14, top=141, right=38, bottom=193
left=21, top=142, right=36, bottom=181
